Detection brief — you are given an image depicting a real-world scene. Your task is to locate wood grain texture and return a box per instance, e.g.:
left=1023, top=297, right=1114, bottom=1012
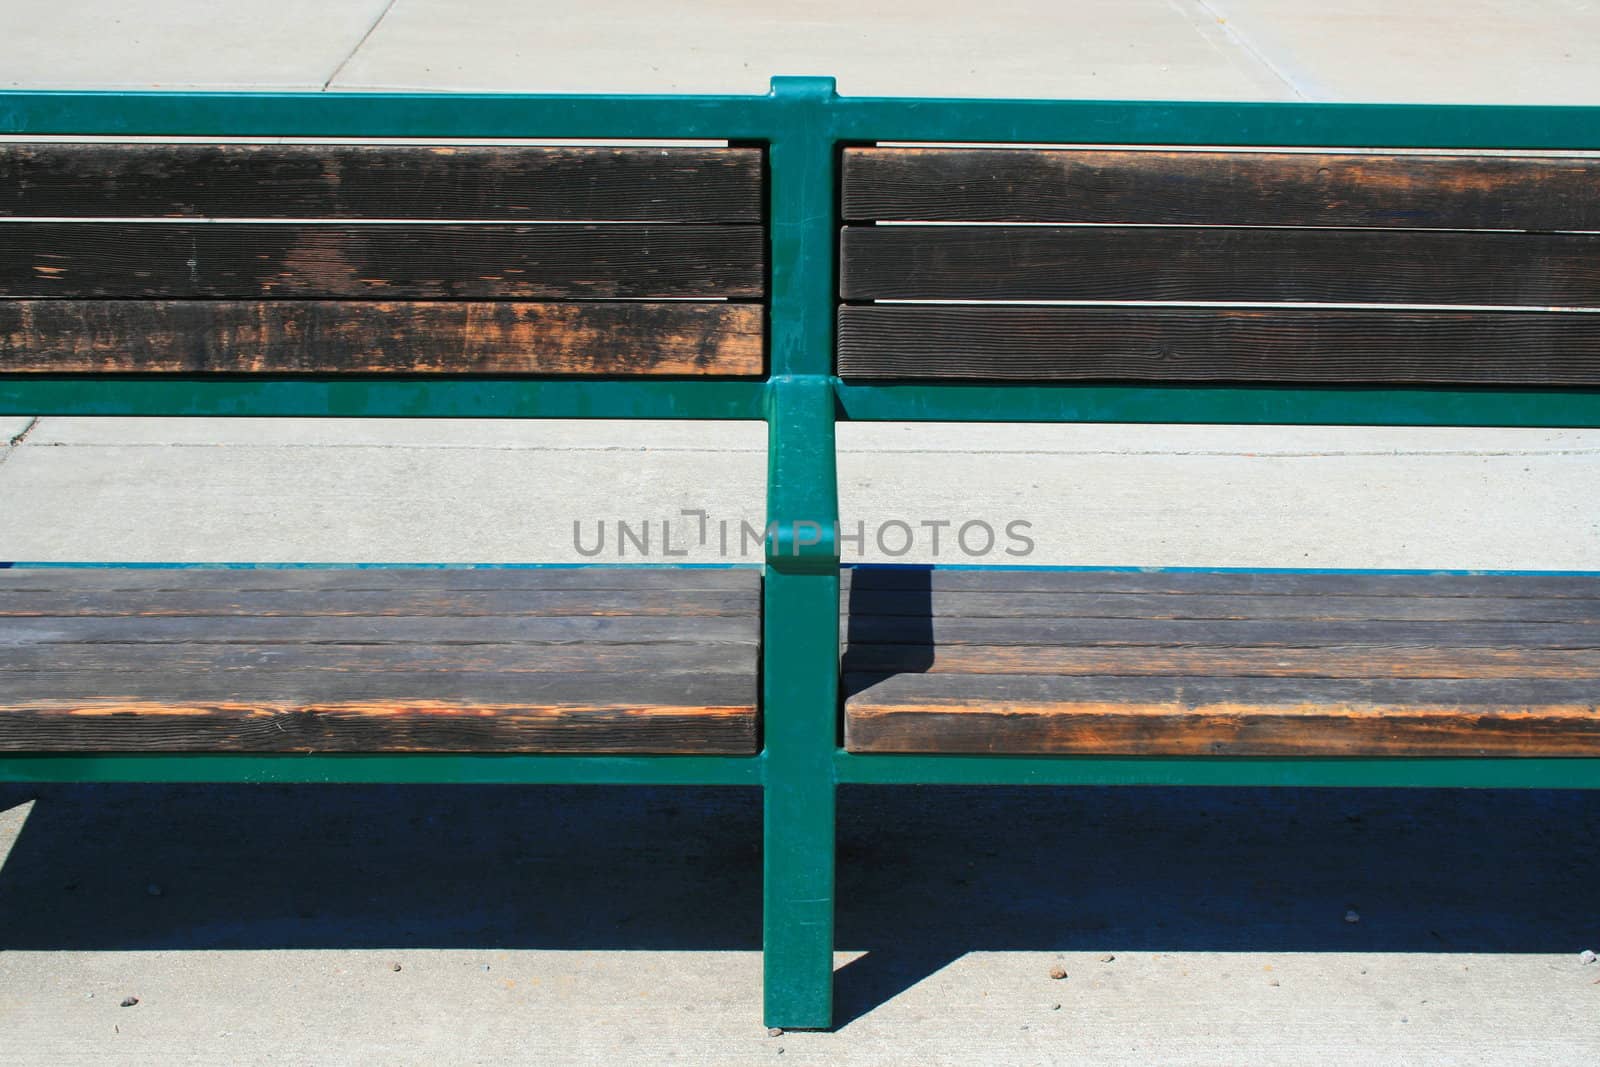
left=842, top=147, right=1600, bottom=229
left=840, top=568, right=1600, bottom=599
left=0, top=566, right=760, bottom=753
left=840, top=225, right=1600, bottom=307
left=0, top=567, right=758, bottom=592
left=0, top=300, right=764, bottom=375
left=842, top=568, right=1600, bottom=756
left=845, top=674, right=1600, bottom=757
left=836, top=305, right=1600, bottom=384
left=0, top=144, right=763, bottom=222
left=839, top=589, right=1600, bottom=622
left=0, top=588, right=757, bottom=618
left=0, top=223, right=764, bottom=300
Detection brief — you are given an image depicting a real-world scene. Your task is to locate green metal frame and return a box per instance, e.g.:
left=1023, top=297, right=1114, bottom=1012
left=5, top=77, right=1600, bottom=1030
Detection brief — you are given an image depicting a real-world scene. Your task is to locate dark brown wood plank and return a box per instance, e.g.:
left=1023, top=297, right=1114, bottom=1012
left=841, top=590, right=1600, bottom=623
left=844, top=673, right=1600, bottom=757
left=841, top=225, right=1600, bottom=306
left=840, top=568, right=1600, bottom=599
left=0, top=565, right=760, bottom=753
left=0, top=223, right=764, bottom=299
left=0, top=300, right=764, bottom=375
left=840, top=616, right=1600, bottom=649
left=0, top=566, right=759, bottom=593
left=0, top=144, right=763, bottom=222
left=842, top=147, right=1600, bottom=229
left=0, top=614, right=759, bottom=646
left=837, top=305, right=1600, bottom=384
left=0, top=642, right=756, bottom=676
left=0, top=692, right=755, bottom=754
left=0, top=588, right=758, bottom=618
left=841, top=643, right=1600, bottom=680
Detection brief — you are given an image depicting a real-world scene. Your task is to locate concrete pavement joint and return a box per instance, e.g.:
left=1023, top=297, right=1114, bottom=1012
left=1187, top=0, right=1318, bottom=101
left=0, top=415, right=40, bottom=467
left=324, top=0, right=399, bottom=91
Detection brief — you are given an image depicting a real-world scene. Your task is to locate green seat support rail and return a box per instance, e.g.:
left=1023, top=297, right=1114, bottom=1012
left=5, top=78, right=1600, bottom=1030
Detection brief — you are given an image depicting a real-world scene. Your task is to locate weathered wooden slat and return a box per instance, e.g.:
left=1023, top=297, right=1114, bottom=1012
left=0, top=566, right=761, bottom=753
left=0, top=588, right=758, bottom=619
left=0, top=223, right=764, bottom=300
left=840, top=568, right=1600, bottom=756
left=0, top=144, right=763, bottom=222
left=840, top=225, right=1600, bottom=306
left=842, top=589, right=1600, bottom=623
left=842, top=147, right=1600, bottom=229
left=836, top=305, right=1600, bottom=384
left=840, top=568, right=1600, bottom=599
left=844, top=673, right=1600, bottom=757
left=841, top=616, right=1600, bottom=649
left=0, top=696, right=756, bottom=754
left=841, top=643, right=1600, bottom=680
left=0, top=300, right=764, bottom=375
left=0, top=614, right=758, bottom=646
left=0, top=670, right=753, bottom=707
left=0, top=641, right=756, bottom=676
left=0, top=567, right=759, bottom=593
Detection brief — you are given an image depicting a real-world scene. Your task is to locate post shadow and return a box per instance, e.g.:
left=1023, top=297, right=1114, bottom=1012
left=840, top=563, right=936, bottom=707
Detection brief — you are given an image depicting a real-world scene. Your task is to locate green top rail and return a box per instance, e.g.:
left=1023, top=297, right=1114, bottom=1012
left=6, top=77, right=1600, bottom=149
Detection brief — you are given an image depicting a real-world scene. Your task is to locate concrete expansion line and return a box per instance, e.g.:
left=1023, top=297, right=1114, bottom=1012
left=0, top=417, right=39, bottom=468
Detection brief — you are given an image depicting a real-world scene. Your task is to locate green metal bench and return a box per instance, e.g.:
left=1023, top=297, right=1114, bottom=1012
left=4, top=78, right=1600, bottom=1031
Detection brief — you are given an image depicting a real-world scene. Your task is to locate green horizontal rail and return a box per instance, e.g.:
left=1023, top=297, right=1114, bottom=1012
left=0, top=89, right=775, bottom=139
left=0, top=378, right=769, bottom=419
left=0, top=752, right=764, bottom=786
left=835, top=382, right=1600, bottom=427
left=6, top=86, right=1600, bottom=150
left=826, top=95, right=1600, bottom=149
left=834, top=752, right=1600, bottom=790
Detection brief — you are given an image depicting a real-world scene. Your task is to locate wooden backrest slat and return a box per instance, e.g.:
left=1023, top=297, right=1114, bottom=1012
left=0, top=143, right=767, bottom=378
left=0, top=222, right=764, bottom=300
left=840, top=225, right=1600, bottom=307
left=839, top=145, right=1600, bottom=386
left=1, top=144, right=763, bottom=222
left=842, top=147, right=1600, bottom=230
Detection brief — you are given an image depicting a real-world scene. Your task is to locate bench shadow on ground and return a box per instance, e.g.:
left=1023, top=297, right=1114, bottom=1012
left=2, top=569, right=1598, bottom=1027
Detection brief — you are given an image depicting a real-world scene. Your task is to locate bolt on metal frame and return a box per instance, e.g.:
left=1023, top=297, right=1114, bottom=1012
left=4, top=76, right=1600, bottom=1029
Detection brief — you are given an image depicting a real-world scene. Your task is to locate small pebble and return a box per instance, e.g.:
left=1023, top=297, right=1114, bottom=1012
left=120, top=996, right=138, bottom=1008
left=1344, top=910, right=1361, bottom=924
left=482, top=965, right=491, bottom=972
left=1269, top=979, right=1280, bottom=987
left=146, top=884, right=162, bottom=897
left=1579, top=949, right=1597, bottom=965
left=1099, top=954, right=1115, bottom=963
left=767, top=1027, right=783, bottom=1038
left=1049, top=965, right=1068, bottom=980
left=1051, top=1003, right=1061, bottom=1011
left=390, top=963, right=402, bottom=972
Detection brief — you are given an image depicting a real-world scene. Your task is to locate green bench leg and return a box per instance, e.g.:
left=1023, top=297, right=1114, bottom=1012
left=762, top=567, right=839, bottom=1029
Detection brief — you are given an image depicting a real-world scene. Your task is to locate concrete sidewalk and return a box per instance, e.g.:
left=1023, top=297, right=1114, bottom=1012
left=2, top=1, right=1600, bottom=1063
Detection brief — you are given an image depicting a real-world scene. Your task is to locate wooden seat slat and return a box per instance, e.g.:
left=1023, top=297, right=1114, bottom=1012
left=842, top=569, right=1600, bottom=757
left=0, top=567, right=760, bottom=754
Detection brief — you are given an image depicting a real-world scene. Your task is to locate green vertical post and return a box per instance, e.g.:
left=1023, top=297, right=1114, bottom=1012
left=762, top=75, right=841, bottom=1030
